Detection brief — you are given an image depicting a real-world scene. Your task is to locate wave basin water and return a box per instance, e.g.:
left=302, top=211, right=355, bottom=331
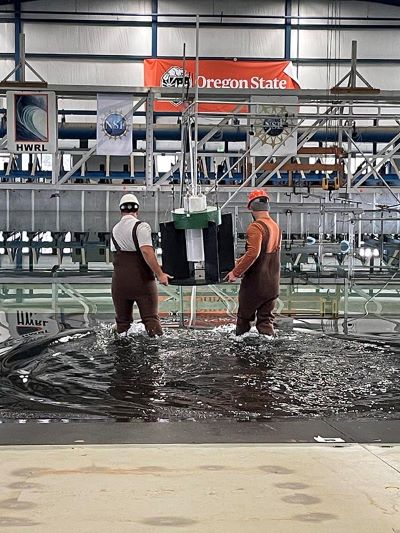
left=0, top=324, right=399, bottom=421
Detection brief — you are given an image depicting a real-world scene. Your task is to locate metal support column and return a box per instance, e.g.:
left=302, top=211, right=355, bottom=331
left=145, top=92, right=155, bottom=187
left=14, top=5, right=23, bottom=171
left=151, top=0, right=158, bottom=57
left=349, top=41, right=357, bottom=88
left=154, top=189, right=159, bottom=230
left=6, top=189, right=10, bottom=231
left=346, top=123, right=353, bottom=194
left=31, top=189, right=34, bottom=232
left=52, top=281, right=59, bottom=314
left=284, top=0, right=292, bottom=60
left=14, top=0, right=22, bottom=82
left=179, top=286, right=185, bottom=327
left=192, top=14, right=200, bottom=196
left=105, top=190, right=110, bottom=263
left=233, top=205, right=239, bottom=257
left=347, top=216, right=355, bottom=282
left=334, top=40, right=374, bottom=90
left=81, top=190, right=85, bottom=234
left=52, top=152, right=61, bottom=185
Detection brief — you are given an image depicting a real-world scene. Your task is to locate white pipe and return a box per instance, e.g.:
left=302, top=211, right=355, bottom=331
left=130, top=153, right=134, bottom=178
left=188, top=285, right=197, bottom=327
left=185, top=229, right=204, bottom=262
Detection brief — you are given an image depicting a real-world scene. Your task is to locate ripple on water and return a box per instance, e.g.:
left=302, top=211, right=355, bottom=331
left=0, top=325, right=399, bottom=421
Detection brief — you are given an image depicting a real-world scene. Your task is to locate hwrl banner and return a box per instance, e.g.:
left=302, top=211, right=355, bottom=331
left=96, top=93, right=133, bottom=156
left=7, top=91, right=58, bottom=154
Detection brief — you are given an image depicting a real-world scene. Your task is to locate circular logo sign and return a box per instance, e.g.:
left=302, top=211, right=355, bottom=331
left=102, top=112, right=128, bottom=139
left=254, top=105, right=296, bottom=149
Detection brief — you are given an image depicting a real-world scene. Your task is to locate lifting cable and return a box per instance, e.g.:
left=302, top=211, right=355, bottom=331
left=325, top=0, right=342, bottom=191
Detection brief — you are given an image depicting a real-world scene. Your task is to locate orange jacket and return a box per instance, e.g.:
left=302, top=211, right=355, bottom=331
left=232, top=214, right=281, bottom=278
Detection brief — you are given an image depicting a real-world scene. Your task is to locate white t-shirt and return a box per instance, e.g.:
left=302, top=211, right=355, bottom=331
left=111, top=216, right=153, bottom=252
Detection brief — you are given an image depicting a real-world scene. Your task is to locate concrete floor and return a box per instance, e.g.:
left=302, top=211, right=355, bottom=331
left=0, top=444, right=399, bottom=532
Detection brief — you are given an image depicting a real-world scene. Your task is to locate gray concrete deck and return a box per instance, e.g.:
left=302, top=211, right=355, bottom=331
left=0, top=442, right=399, bottom=532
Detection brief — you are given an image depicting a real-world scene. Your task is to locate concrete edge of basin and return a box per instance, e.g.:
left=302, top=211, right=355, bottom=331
left=0, top=419, right=399, bottom=446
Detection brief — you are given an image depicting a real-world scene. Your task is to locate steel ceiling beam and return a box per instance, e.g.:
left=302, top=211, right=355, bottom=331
left=3, top=86, right=400, bottom=102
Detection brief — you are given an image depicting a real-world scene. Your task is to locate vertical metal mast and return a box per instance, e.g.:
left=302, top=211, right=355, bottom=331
left=193, top=14, right=200, bottom=196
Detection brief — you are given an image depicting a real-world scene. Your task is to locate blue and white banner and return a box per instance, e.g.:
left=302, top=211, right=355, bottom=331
left=96, top=93, right=133, bottom=156
left=7, top=91, right=58, bottom=154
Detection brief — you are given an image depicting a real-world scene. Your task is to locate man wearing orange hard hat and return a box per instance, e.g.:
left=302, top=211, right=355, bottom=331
left=225, top=189, right=281, bottom=336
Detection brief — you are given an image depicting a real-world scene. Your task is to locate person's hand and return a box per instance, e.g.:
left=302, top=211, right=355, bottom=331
left=224, top=271, right=238, bottom=283
left=157, top=272, right=173, bottom=286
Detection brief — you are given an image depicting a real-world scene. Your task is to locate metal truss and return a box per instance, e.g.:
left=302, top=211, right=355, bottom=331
left=2, top=86, right=400, bottom=197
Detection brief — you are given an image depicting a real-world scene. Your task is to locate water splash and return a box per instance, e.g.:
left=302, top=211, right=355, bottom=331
left=0, top=325, right=399, bottom=421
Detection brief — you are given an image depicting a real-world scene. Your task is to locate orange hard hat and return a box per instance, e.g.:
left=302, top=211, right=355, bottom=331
left=247, top=188, right=270, bottom=209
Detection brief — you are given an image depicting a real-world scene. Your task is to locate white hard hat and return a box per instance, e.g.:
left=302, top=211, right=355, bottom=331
left=119, top=193, right=139, bottom=209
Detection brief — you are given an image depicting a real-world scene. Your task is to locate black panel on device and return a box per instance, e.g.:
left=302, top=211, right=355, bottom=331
left=203, top=222, right=219, bottom=283
left=218, top=213, right=235, bottom=278
left=160, top=213, right=235, bottom=286
left=159, top=222, right=191, bottom=282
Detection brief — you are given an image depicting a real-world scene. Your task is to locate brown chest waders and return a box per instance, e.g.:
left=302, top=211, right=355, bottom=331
left=236, top=219, right=281, bottom=336
left=111, top=221, right=163, bottom=336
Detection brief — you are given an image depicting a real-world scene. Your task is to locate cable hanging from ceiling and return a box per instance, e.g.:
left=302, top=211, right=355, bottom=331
left=325, top=0, right=342, bottom=185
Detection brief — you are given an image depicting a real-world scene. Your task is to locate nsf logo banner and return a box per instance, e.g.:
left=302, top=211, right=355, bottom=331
left=144, top=59, right=300, bottom=112
left=7, top=91, right=58, bottom=154
left=249, top=96, right=298, bottom=157
left=96, top=93, right=133, bottom=156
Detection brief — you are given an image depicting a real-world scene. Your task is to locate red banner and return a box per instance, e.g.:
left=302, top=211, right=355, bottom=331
left=144, top=59, right=300, bottom=112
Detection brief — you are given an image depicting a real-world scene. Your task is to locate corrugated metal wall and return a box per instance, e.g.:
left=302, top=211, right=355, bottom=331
left=1, top=0, right=399, bottom=90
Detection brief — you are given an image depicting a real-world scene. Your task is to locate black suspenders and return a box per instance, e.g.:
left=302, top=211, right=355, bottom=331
left=111, top=220, right=143, bottom=253
left=131, top=221, right=142, bottom=251
left=111, top=233, right=121, bottom=252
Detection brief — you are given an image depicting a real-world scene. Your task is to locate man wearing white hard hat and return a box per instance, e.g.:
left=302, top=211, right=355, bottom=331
left=111, top=194, right=172, bottom=336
